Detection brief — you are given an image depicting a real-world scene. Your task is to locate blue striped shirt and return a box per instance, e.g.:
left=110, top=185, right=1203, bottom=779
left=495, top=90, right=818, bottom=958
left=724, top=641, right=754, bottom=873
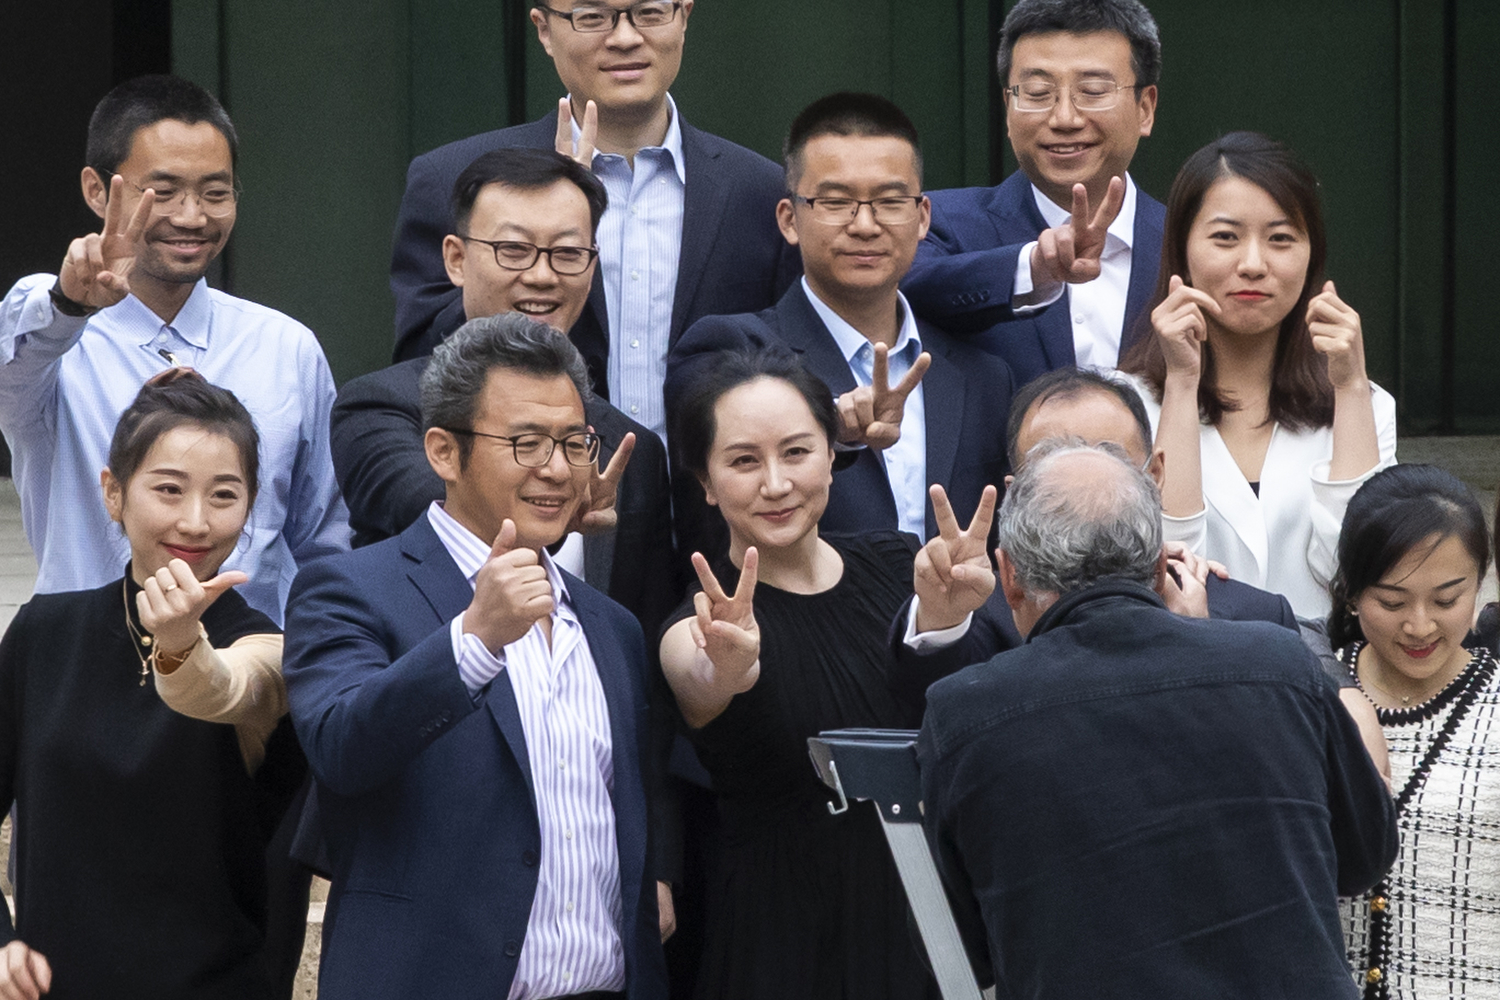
left=0, top=275, right=350, bottom=624
left=576, top=94, right=686, bottom=439
left=428, top=502, right=626, bottom=998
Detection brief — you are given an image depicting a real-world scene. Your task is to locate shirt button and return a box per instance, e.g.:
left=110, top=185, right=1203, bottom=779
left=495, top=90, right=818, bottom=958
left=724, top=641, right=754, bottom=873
left=565, top=829, right=574, bottom=840
left=1074, top=315, right=1085, bottom=324
left=630, top=405, right=639, bottom=414
left=558, top=759, right=567, bottom=770
left=630, top=339, right=639, bottom=348
left=631, top=270, right=640, bottom=280
left=566, top=901, right=575, bottom=913
left=563, top=971, right=573, bottom=982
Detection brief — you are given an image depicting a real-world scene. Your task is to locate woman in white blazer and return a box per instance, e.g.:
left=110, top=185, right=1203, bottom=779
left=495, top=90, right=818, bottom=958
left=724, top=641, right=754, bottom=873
left=1119, top=132, right=1395, bottom=617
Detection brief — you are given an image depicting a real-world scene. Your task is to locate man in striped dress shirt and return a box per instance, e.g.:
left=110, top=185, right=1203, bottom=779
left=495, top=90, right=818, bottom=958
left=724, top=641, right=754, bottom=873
left=284, top=313, right=666, bottom=1000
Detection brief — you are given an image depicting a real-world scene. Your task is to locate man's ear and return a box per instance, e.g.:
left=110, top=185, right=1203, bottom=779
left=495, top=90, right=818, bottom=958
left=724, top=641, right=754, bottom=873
left=425, top=427, right=463, bottom=484
left=1146, top=448, right=1165, bottom=490
left=996, top=547, right=1027, bottom=613
left=82, top=167, right=110, bottom=220
left=101, top=468, right=124, bottom=523
left=775, top=198, right=800, bottom=248
left=530, top=6, right=555, bottom=56
left=442, top=235, right=468, bottom=288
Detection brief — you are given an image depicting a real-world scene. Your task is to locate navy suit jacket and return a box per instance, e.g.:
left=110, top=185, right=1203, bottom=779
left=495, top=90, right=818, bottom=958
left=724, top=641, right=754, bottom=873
left=891, top=571, right=1298, bottom=711
left=665, top=282, right=1014, bottom=559
left=918, top=580, right=1396, bottom=997
left=901, top=170, right=1166, bottom=388
left=283, top=517, right=667, bottom=1000
left=389, top=110, right=799, bottom=390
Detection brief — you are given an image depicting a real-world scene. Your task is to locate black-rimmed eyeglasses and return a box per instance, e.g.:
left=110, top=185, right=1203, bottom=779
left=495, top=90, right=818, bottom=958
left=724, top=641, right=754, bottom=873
left=539, top=1, right=683, bottom=32
left=461, top=238, right=599, bottom=275
left=444, top=429, right=601, bottom=468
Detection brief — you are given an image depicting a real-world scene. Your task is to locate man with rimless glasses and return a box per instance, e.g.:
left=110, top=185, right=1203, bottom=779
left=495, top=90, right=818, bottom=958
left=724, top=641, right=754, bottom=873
left=390, top=0, right=797, bottom=444
left=666, top=93, right=1014, bottom=551
left=902, top=0, right=1164, bottom=388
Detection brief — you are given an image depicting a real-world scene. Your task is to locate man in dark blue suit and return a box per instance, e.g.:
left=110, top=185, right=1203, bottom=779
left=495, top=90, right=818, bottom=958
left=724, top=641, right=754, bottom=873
left=902, top=0, right=1164, bottom=387
left=284, top=313, right=667, bottom=1000
left=666, top=93, right=1013, bottom=555
left=917, top=442, right=1395, bottom=998
left=389, top=0, right=796, bottom=442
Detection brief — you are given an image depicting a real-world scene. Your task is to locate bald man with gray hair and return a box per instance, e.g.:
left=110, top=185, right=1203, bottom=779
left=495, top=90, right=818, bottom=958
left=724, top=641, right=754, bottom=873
left=916, top=441, right=1396, bottom=999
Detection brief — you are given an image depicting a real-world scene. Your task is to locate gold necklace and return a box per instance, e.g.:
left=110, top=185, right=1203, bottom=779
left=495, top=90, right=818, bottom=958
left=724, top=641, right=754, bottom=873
left=1357, top=645, right=1461, bottom=709
left=122, top=577, right=153, bottom=686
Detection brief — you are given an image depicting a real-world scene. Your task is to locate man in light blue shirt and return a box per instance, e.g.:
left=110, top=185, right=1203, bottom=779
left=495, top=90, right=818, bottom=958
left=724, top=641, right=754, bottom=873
left=0, top=75, right=349, bottom=624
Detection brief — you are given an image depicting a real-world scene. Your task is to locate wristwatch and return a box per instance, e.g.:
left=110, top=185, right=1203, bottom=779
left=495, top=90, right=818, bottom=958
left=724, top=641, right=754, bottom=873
left=48, top=278, right=97, bottom=318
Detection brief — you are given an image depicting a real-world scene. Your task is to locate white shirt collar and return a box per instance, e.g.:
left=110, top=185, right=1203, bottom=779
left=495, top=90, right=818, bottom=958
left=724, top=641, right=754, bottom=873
left=425, top=500, right=571, bottom=603
left=571, top=91, right=687, bottom=185
left=801, top=277, right=923, bottom=366
left=1031, top=173, right=1138, bottom=252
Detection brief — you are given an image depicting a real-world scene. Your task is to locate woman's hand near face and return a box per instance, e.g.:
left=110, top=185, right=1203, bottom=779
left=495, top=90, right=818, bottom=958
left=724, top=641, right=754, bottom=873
left=1152, top=275, right=1222, bottom=382
left=1307, top=280, right=1369, bottom=391
left=0, top=940, right=51, bottom=1000
left=137, top=558, right=248, bottom=659
left=659, top=549, right=761, bottom=729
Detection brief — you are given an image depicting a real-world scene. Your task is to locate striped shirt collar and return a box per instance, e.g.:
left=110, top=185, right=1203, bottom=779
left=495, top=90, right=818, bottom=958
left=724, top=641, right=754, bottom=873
left=571, top=91, right=688, bottom=186
left=425, top=500, right=571, bottom=604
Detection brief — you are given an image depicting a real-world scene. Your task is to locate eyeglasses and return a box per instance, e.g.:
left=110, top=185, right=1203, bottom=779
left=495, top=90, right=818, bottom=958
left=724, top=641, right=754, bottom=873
left=461, top=238, right=599, bottom=275
left=1007, top=80, right=1138, bottom=113
left=118, top=177, right=240, bottom=218
left=793, top=195, right=925, bottom=227
left=444, top=429, right=601, bottom=468
left=539, top=0, right=683, bottom=32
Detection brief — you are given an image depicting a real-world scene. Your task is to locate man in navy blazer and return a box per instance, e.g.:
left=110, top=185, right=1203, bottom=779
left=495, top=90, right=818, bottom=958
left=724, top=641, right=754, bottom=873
left=901, top=0, right=1164, bottom=387
left=666, top=93, right=1013, bottom=555
left=284, top=314, right=667, bottom=1000
left=389, top=0, right=797, bottom=439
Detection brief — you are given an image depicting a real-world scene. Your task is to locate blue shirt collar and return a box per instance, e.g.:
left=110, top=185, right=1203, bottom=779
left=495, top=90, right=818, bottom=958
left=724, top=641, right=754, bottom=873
left=109, top=279, right=213, bottom=350
left=801, top=277, right=923, bottom=366
left=571, top=92, right=687, bottom=185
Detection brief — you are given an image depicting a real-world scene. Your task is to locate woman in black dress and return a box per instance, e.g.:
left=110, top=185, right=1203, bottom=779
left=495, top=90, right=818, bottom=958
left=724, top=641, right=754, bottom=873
left=660, top=350, right=937, bottom=1000
left=0, top=370, right=300, bottom=1000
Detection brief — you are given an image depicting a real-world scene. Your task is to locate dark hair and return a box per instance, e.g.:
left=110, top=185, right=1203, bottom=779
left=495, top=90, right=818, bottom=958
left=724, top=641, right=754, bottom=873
left=108, top=368, right=260, bottom=504
left=450, top=148, right=608, bottom=238
left=996, top=0, right=1162, bottom=90
left=1120, top=131, right=1332, bottom=432
left=783, top=92, right=923, bottom=192
left=421, top=312, right=592, bottom=467
left=1326, top=464, right=1490, bottom=649
left=85, top=75, right=238, bottom=180
left=671, top=349, right=839, bottom=479
left=1006, top=367, right=1151, bottom=468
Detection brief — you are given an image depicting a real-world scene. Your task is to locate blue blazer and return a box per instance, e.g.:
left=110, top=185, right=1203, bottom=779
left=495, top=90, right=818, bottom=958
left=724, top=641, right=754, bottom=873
left=388, top=110, right=799, bottom=389
left=901, top=170, right=1166, bottom=388
left=283, top=517, right=667, bottom=1000
left=665, top=282, right=1014, bottom=549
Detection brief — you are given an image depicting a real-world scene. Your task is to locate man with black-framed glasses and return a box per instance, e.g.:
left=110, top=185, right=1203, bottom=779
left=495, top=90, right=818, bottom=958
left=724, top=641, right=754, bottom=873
left=666, top=93, right=1014, bottom=556
left=389, top=0, right=798, bottom=444
left=902, top=0, right=1165, bottom=388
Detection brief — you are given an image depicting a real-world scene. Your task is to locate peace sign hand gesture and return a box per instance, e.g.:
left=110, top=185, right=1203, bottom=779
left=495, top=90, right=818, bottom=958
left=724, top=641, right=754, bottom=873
left=687, top=548, right=761, bottom=695
left=58, top=174, right=156, bottom=311
left=836, top=343, right=932, bottom=450
left=555, top=97, right=599, bottom=166
left=569, top=430, right=635, bottom=536
left=1030, top=177, right=1126, bottom=286
left=913, top=485, right=997, bottom=632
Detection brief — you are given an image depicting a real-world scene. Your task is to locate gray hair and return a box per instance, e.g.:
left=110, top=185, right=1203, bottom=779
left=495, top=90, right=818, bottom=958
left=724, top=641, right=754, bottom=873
left=420, top=313, right=592, bottom=464
left=997, top=437, right=1162, bottom=598
left=996, top=0, right=1162, bottom=90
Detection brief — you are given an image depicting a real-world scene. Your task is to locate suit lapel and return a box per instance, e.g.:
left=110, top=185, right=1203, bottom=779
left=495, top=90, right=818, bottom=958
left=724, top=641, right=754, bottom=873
left=564, top=576, right=638, bottom=757
left=671, top=124, right=728, bottom=344
left=777, top=285, right=860, bottom=394
left=919, top=339, right=965, bottom=537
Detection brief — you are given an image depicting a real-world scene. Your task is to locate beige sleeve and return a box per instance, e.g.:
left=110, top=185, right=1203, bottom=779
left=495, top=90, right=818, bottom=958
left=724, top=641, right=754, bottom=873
left=153, top=632, right=287, bottom=774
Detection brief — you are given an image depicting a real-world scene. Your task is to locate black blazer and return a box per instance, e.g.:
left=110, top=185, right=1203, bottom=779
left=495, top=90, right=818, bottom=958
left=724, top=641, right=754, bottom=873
left=665, top=282, right=1014, bottom=560
left=890, top=572, right=1299, bottom=711
left=918, top=579, right=1396, bottom=997
left=388, top=110, right=800, bottom=392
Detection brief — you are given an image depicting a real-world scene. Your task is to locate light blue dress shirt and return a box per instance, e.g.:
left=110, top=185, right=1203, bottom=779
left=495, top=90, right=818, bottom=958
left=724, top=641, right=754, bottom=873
left=0, top=275, right=351, bottom=624
left=802, top=278, right=929, bottom=537
left=575, top=94, right=686, bottom=439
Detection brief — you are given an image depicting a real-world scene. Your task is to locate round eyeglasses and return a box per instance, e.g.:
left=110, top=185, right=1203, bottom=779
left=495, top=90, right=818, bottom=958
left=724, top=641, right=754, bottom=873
left=444, top=429, right=601, bottom=468
left=461, top=238, right=599, bottom=275
left=540, top=1, right=683, bottom=32
left=118, top=177, right=240, bottom=218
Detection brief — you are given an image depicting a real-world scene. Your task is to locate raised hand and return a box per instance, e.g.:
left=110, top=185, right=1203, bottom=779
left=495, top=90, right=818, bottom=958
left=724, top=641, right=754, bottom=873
left=1307, top=280, right=1368, bottom=390
left=1151, top=274, right=1223, bottom=380
left=1158, top=541, right=1210, bottom=619
left=836, top=343, right=932, bottom=449
left=0, top=939, right=52, bottom=1000
left=555, top=96, right=599, bottom=165
left=686, top=548, right=760, bottom=694
left=913, top=484, right=997, bottom=632
left=465, top=519, right=555, bottom=653
left=570, top=430, right=634, bottom=536
left=1030, top=177, right=1126, bottom=286
left=137, top=559, right=249, bottom=658
left=57, top=174, right=156, bottom=311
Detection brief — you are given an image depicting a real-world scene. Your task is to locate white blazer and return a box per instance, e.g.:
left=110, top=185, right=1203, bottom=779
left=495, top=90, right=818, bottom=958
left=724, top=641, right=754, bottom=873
left=1119, top=373, right=1398, bottom=618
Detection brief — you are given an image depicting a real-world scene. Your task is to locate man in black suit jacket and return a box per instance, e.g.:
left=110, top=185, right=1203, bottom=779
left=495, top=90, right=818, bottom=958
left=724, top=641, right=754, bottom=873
left=389, top=0, right=797, bottom=440
left=917, top=441, right=1395, bottom=998
left=666, top=93, right=1013, bottom=556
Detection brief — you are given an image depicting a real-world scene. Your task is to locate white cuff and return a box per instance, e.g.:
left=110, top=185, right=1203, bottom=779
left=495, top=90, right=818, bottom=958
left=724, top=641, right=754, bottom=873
left=1010, top=242, right=1066, bottom=314
left=452, top=612, right=506, bottom=696
left=903, top=596, right=974, bottom=652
